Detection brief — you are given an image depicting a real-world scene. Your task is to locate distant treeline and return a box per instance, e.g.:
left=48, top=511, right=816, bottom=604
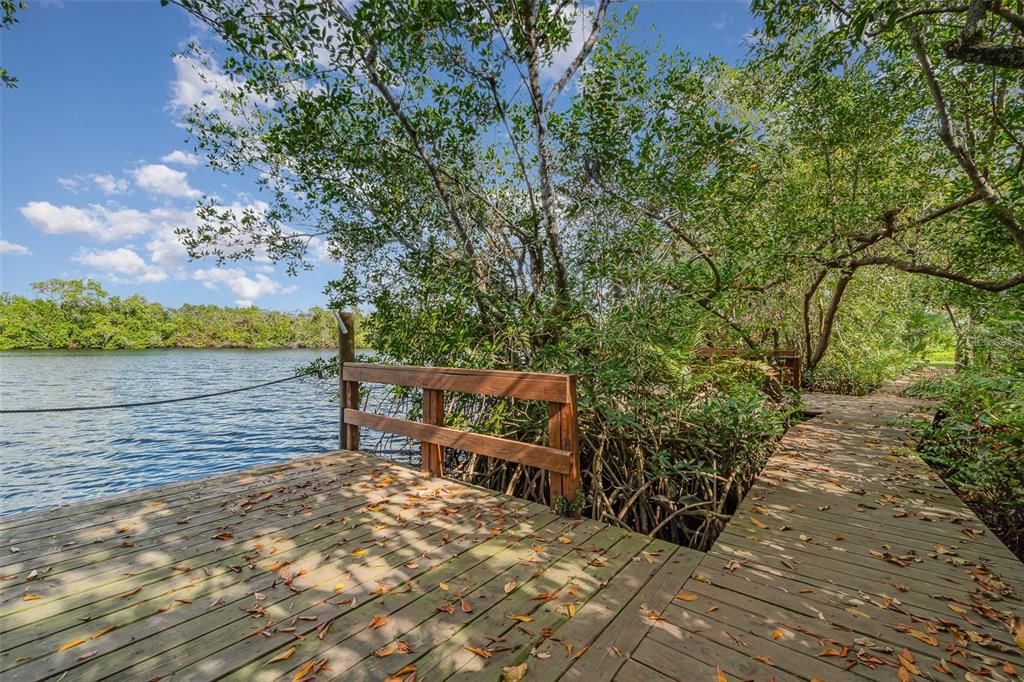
left=0, top=279, right=369, bottom=350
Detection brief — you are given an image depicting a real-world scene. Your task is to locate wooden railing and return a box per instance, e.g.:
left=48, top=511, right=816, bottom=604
left=694, top=347, right=803, bottom=390
left=340, top=363, right=580, bottom=507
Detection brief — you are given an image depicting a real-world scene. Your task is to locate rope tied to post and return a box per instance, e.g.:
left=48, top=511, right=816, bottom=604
left=0, top=374, right=305, bottom=414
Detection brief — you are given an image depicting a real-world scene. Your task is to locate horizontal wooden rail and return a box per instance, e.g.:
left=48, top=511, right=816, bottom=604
left=340, top=362, right=579, bottom=509
left=342, top=363, right=573, bottom=402
left=343, top=409, right=574, bottom=475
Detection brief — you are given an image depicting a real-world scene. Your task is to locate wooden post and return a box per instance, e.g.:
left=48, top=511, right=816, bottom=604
left=337, top=310, right=358, bottom=450
left=547, top=376, right=579, bottom=512
left=421, top=388, right=444, bottom=477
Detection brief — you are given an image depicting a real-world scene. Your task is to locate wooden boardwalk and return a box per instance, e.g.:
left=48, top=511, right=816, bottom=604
left=1, top=379, right=1021, bottom=680
left=620, top=380, right=1024, bottom=682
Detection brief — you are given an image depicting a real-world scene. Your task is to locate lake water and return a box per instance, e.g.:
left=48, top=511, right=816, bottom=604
left=0, top=349, right=410, bottom=516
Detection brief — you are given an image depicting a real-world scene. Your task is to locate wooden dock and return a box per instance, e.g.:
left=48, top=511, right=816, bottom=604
left=1, top=380, right=1022, bottom=680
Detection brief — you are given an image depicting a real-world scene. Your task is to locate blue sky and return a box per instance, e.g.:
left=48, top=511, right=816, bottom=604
left=0, top=1, right=755, bottom=311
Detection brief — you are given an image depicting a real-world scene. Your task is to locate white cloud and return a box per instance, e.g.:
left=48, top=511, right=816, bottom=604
left=193, top=267, right=294, bottom=306
left=73, top=247, right=168, bottom=283
left=132, top=164, right=201, bottom=199
left=161, top=150, right=200, bottom=166
left=0, top=239, right=31, bottom=255
left=90, top=174, right=129, bottom=195
left=542, top=3, right=596, bottom=82
left=20, top=201, right=155, bottom=241
left=57, top=176, right=82, bottom=193
left=170, top=53, right=237, bottom=114
left=711, top=13, right=729, bottom=31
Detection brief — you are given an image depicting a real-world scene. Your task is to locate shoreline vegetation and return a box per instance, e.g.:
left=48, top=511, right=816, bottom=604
left=0, top=279, right=369, bottom=350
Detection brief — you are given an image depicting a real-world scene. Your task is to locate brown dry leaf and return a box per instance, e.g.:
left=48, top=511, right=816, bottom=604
left=904, top=629, right=938, bottom=647
left=752, top=655, right=774, bottom=666
left=571, top=645, right=589, bottom=660
left=266, top=645, right=297, bottom=664
left=504, top=579, right=517, bottom=594
left=817, top=646, right=847, bottom=658
left=558, top=536, right=573, bottom=544
left=675, top=592, right=699, bottom=602
left=460, top=598, right=473, bottom=614
left=508, top=613, right=534, bottom=622
left=385, top=663, right=415, bottom=679
left=317, top=620, right=332, bottom=640
left=76, top=650, right=98, bottom=661
left=90, top=626, right=116, bottom=639
left=716, top=667, right=728, bottom=682
left=750, top=518, right=769, bottom=530
left=369, top=614, right=389, bottom=629
left=57, top=639, right=86, bottom=653
left=375, top=642, right=399, bottom=658
left=439, top=582, right=450, bottom=591
left=844, top=607, right=871, bottom=619
left=437, top=602, right=455, bottom=615
left=22, top=593, right=41, bottom=601
left=465, top=644, right=492, bottom=659
left=771, top=628, right=784, bottom=641
left=501, top=662, right=528, bottom=682
left=564, top=602, right=579, bottom=618
left=292, top=660, right=317, bottom=681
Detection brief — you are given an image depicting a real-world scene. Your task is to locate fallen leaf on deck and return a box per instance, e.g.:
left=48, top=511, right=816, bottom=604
left=369, top=615, right=389, bottom=629
left=386, top=663, right=417, bottom=682
left=333, top=582, right=346, bottom=592
left=752, top=655, right=774, bottom=666
left=509, top=614, right=534, bottom=622
left=465, top=644, right=492, bottom=659
left=375, top=642, right=399, bottom=658
left=716, top=667, right=728, bottom=682
left=58, top=639, right=86, bottom=653
left=504, top=579, right=517, bottom=593
left=351, top=548, right=367, bottom=557
left=439, top=582, right=449, bottom=591
left=292, top=660, right=318, bottom=681
left=461, top=598, right=473, bottom=613
left=90, top=626, right=115, bottom=639
left=22, top=593, right=41, bottom=601
left=76, top=650, right=98, bottom=661
left=266, top=645, right=297, bottom=663
left=675, top=592, right=699, bottom=601
left=750, top=518, right=769, bottom=530
left=771, top=628, right=784, bottom=641
left=501, top=662, right=528, bottom=682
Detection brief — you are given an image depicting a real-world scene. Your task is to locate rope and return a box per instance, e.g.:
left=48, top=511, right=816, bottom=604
left=0, top=375, right=305, bottom=414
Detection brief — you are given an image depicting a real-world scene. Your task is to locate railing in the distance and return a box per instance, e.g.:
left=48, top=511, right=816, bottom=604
left=339, top=362, right=580, bottom=508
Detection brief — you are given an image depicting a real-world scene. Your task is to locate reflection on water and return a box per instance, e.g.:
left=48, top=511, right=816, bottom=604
left=0, top=349, right=411, bottom=515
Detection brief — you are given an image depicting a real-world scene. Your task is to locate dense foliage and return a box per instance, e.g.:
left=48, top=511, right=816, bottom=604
left=146, top=0, right=1021, bottom=547
left=0, top=279, right=367, bottom=350
left=906, top=299, right=1024, bottom=559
